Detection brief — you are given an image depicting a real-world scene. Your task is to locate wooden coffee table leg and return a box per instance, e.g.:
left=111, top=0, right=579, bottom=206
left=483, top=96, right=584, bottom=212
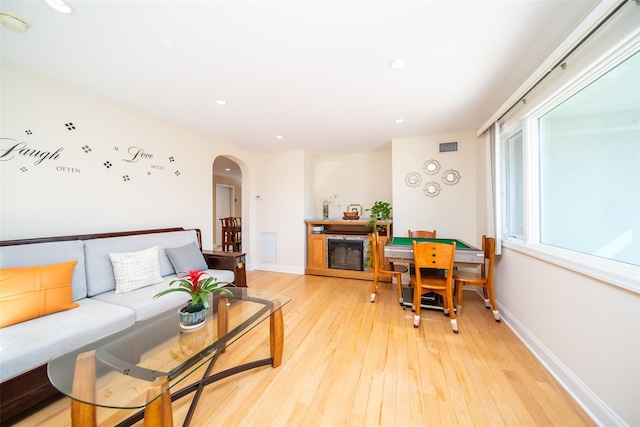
left=71, top=350, right=97, bottom=427
left=143, top=376, right=173, bottom=427
left=270, top=300, right=284, bottom=368
left=217, top=296, right=229, bottom=352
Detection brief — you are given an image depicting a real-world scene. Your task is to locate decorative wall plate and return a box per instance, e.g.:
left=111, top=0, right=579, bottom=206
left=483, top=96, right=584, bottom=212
left=423, top=159, right=440, bottom=175
left=423, top=181, right=441, bottom=197
left=442, top=169, right=461, bottom=185
left=404, top=172, right=421, bottom=187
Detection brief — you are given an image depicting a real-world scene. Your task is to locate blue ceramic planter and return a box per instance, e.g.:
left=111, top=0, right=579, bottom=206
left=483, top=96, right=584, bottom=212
left=178, top=302, right=207, bottom=328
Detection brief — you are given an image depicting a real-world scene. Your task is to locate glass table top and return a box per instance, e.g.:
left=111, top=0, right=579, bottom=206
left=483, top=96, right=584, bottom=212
left=47, top=287, right=290, bottom=410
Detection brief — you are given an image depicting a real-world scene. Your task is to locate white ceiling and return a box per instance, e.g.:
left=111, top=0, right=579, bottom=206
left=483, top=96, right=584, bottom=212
left=1, top=0, right=599, bottom=160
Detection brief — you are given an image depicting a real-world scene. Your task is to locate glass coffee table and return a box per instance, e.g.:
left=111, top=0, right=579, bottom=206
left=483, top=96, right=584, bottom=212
left=47, top=288, right=290, bottom=427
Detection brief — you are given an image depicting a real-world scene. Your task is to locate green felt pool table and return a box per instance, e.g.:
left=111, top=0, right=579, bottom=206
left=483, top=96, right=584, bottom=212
left=384, top=237, right=484, bottom=265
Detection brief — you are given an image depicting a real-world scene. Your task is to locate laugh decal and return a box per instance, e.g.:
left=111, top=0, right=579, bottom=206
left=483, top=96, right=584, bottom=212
left=0, top=121, right=181, bottom=181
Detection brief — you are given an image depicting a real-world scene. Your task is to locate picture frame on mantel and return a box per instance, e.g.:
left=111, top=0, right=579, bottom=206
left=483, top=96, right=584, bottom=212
left=347, top=204, right=362, bottom=217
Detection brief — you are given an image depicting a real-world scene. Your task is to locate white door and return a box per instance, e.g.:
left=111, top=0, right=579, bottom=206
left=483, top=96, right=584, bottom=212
left=216, top=184, right=234, bottom=247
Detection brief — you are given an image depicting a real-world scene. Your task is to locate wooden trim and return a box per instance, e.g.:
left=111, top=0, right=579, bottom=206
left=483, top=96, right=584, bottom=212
left=0, top=365, right=59, bottom=422
left=0, top=227, right=188, bottom=247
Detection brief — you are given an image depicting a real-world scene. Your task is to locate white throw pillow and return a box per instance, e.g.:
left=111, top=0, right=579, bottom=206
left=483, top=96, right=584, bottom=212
left=109, top=246, right=163, bottom=294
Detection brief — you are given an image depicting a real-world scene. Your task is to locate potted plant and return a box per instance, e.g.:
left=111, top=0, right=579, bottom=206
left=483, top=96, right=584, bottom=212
left=154, top=270, right=234, bottom=328
left=366, top=201, right=392, bottom=235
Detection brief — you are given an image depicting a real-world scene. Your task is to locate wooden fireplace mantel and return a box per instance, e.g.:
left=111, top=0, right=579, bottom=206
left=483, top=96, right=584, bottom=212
left=304, top=219, right=392, bottom=280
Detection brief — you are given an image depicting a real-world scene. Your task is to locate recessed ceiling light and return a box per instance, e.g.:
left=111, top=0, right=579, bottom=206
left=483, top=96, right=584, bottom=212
left=45, top=0, right=75, bottom=15
left=389, top=59, right=405, bottom=69
left=0, top=12, right=30, bottom=32
left=215, top=99, right=227, bottom=105
left=395, top=118, right=404, bottom=123
left=275, top=135, right=283, bottom=139
left=225, top=168, right=231, bottom=171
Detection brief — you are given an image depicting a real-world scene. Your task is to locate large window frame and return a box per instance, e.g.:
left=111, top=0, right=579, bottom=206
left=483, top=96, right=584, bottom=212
left=499, top=34, right=640, bottom=294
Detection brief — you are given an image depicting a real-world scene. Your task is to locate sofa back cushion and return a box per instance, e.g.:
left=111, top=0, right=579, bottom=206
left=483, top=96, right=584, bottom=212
left=0, top=240, right=87, bottom=300
left=84, top=230, right=201, bottom=297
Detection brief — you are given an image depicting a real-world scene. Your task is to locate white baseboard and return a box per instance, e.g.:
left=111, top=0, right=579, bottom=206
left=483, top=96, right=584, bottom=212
left=497, top=300, right=626, bottom=426
left=249, top=263, right=305, bottom=275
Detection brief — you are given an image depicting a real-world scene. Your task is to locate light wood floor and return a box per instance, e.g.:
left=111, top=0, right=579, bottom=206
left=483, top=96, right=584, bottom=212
left=9, top=271, right=595, bottom=427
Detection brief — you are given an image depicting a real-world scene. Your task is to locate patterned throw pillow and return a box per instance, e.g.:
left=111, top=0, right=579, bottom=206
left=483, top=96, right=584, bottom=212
left=109, top=246, right=163, bottom=294
left=165, top=242, right=208, bottom=277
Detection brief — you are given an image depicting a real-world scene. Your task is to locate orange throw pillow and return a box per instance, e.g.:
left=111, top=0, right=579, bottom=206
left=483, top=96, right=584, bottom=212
left=0, top=260, right=79, bottom=328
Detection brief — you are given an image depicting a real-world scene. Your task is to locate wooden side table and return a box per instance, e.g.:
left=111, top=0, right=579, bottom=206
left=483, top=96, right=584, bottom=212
left=202, top=251, right=247, bottom=287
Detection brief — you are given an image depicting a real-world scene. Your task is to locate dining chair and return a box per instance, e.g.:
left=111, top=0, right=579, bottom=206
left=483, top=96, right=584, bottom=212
left=408, top=229, right=436, bottom=238
left=231, top=217, right=242, bottom=251
left=453, top=235, right=500, bottom=322
left=410, top=240, right=458, bottom=333
left=221, top=217, right=237, bottom=252
left=370, top=231, right=407, bottom=306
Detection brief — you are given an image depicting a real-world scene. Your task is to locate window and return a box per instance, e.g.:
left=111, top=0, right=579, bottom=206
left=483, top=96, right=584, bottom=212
left=502, top=130, right=524, bottom=239
left=499, top=43, right=640, bottom=291
left=538, top=51, right=639, bottom=267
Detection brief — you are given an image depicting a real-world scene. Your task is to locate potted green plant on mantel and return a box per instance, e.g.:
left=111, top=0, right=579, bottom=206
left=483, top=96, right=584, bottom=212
left=154, top=270, right=234, bottom=329
left=366, top=201, right=392, bottom=235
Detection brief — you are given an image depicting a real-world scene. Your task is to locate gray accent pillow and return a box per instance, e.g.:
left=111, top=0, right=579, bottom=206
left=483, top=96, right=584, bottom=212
left=165, top=242, right=208, bottom=277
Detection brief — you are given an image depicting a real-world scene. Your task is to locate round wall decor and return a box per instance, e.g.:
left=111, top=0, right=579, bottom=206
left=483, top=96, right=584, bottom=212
left=422, top=159, right=440, bottom=175
left=405, top=172, right=422, bottom=187
left=423, top=181, right=441, bottom=197
left=442, top=169, right=461, bottom=185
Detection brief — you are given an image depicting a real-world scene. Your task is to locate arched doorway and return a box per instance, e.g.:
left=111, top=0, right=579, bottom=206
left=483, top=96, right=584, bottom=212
left=213, top=156, right=243, bottom=250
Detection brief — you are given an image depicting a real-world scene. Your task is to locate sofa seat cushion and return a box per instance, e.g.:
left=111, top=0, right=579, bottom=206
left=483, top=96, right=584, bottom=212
left=0, top=298, right=135, bottom=383
left=91, top=269, right=235, bottom=322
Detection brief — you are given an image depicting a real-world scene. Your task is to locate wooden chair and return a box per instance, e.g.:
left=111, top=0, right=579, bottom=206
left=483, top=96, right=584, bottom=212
left=370, top=232, right=407, bottom=306
left=410, top=240, right=458, bottom=333
left=453, top=235, right=500, bottom=322
left=230, top=217, right=242, bottom=251
left=408, top=229, right=436, bottom=238
left=220, top=217, right=239, bottom=252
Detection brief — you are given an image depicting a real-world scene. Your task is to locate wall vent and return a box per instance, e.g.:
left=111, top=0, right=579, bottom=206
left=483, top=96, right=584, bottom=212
left=260, top=232, right=277, bottom=263
left=439, top=141, right=458, bottom=153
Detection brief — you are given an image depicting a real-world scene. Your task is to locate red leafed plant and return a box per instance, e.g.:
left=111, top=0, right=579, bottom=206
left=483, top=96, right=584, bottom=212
left=154, top=269, right=233, bottom=311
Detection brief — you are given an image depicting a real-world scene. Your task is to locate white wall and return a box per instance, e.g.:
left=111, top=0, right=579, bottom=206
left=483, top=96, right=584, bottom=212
left=495, top=248, right=640, bottom=425
left=313, top=151, right=392, bottom=219
left=391, top=132, right=481, bottom=245
left=251, top=150, right=307, bottom=274
left=0, top=62, right=255, bottom=253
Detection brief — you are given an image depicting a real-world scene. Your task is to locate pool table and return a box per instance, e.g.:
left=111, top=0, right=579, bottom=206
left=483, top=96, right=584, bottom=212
left=384, top=237, right=485, bottom=266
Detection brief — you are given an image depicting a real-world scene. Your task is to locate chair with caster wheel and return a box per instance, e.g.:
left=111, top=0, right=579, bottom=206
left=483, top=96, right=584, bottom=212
left=410, top=240, right=458, bottom=333
left=453, top=235, right=500, bottom=322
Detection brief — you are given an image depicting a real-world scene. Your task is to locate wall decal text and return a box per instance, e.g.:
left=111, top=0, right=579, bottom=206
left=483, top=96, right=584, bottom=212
left=0, top=139, right=64, bottom=165
left=56, top=166, right=81, bottom=173
left=123, top=146, right=154, bottom=163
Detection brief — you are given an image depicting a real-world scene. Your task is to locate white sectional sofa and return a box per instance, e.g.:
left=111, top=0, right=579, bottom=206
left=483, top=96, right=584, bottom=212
left=0, top=227, right=236, bottom=421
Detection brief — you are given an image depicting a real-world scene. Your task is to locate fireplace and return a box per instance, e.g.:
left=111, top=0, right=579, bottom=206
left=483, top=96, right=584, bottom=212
left=327, top=237, right=366, bottom=271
